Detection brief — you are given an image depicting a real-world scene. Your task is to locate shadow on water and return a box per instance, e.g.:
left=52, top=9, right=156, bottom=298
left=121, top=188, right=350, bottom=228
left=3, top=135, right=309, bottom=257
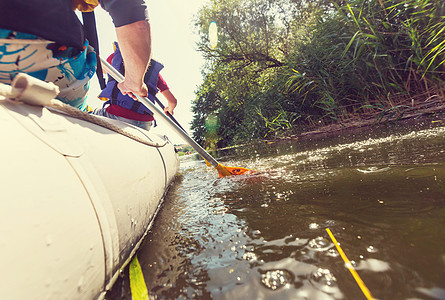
left=106, top=119, right=445, bottom=300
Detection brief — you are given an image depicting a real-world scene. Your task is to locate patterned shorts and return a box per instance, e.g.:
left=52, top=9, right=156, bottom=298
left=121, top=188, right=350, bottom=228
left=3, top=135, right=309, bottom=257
left=0, top=29, right=97, bottom=111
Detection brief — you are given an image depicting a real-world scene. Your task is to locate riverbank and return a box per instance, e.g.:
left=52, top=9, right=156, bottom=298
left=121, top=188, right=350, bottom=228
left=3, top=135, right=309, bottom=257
left=266, top=88, right=445, bottom=143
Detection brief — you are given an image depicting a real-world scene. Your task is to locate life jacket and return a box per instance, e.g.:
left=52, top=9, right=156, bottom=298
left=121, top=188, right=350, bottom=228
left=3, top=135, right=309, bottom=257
left=98, top=42, right=164, bottom=115
left=0, top=0, right=86, bottom=50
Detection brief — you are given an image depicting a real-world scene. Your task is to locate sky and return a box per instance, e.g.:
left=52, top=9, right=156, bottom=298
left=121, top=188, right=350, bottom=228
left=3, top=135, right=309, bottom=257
left=88, top=0, right=209, bottom=144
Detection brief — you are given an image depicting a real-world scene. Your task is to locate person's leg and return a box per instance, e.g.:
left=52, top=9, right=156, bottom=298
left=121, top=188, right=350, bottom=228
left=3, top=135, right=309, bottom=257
left=36, top=41, right=96, bottom=111
left=0, top=30, right=96, bottom=111
left=92, top=107, right=153, bottom=131
left=132, top=120, right=153, bottom=131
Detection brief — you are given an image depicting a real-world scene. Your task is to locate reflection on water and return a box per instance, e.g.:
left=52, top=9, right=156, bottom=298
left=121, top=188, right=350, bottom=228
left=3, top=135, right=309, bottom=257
left=107, top=120, right=445, bottom=300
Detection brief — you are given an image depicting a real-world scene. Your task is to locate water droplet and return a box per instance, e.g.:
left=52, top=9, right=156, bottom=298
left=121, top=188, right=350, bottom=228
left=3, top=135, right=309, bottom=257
left=367, top=245, right=378, bottom=253
left=243, top=252, right=257, bottom=261
left=326, top=248, right=339, bottom=257
left=260, top=269, right=293, bottom=290
left=253, top=230, right=261, bottom=236
left=309, top=223, right=320, bottom=229
left=311, top=268, right=337, bottom=287
left=308, top=236, right=331, bottom=251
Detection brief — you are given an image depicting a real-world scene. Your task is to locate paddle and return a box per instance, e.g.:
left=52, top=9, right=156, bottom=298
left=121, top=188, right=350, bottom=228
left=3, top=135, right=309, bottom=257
left=152, top=95, right=186, bottom=132
left=100, top=57, right=252, bottom=177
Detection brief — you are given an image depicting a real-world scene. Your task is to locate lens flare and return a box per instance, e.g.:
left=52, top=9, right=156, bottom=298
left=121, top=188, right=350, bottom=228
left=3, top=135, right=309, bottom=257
left=209, top=21, right=218, bottom=49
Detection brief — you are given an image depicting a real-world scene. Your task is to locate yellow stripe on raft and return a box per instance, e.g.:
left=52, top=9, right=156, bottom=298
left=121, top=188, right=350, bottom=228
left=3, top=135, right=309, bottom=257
left=129, top=256, right=149, bottom=300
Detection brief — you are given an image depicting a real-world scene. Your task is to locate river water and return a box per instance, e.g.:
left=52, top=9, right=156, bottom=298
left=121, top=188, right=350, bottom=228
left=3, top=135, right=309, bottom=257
left=107, top=119, right=445, bottom=300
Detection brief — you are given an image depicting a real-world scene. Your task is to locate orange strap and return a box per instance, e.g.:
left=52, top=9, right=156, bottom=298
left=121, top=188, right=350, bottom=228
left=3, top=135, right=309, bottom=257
left=72, top=0, right=99, bottom=12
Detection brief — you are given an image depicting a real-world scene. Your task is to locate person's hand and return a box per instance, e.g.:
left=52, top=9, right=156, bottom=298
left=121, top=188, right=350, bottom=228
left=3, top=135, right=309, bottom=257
left=161, top=90, right=178, bottom=115
left=164, top=106, right=174, bottom=115
left=118, top=80, right=148, bottom=101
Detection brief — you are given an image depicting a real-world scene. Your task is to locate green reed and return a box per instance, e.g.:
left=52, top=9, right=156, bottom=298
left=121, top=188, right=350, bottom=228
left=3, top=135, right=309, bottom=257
left=284, top=0, right=444, bottom=126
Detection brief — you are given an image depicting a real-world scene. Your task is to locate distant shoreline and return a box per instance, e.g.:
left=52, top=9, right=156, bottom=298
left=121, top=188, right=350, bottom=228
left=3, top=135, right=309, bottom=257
left=265, top=104, right=445, bottom=144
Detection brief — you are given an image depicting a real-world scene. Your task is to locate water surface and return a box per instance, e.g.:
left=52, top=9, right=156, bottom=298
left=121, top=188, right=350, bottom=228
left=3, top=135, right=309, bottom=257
left=107, top=119, right=445, bottom=300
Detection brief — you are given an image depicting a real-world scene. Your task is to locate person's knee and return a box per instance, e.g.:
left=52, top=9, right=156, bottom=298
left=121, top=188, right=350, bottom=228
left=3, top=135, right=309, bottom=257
left=142, top=121, right=153, bottom=131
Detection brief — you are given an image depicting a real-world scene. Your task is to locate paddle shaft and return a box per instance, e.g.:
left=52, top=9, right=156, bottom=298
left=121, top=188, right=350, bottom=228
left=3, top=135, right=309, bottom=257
left=153, top=96, right=186, bottom=132
left=100, top=57, right=220, bottom=167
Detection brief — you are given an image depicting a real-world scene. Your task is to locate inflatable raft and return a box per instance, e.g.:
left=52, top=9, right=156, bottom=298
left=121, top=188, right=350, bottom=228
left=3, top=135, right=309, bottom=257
left=0, top=75, right=179, bottom=299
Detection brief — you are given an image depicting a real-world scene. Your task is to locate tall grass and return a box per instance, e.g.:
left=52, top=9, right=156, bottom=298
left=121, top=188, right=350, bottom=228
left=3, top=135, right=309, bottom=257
left=284, top=0, right=445, bottom=126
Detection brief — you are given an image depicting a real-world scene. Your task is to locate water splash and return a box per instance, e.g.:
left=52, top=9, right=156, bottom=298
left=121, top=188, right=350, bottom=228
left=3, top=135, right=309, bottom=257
left=356, top=166, right=391, bottom=173
left=310, top=268, right=343, bottom=298
left=356, top=258, right=390, bottom=272
left=326, top=248, right=340, bottom=257
left=260, top=269, right=293, bottom=290
left=311, top=268, right=337, bottom=287
left=242, top=252, right=257, bottom=261
left=308, top=237, right=331, bottom=252
left=309, top=223, right=320, bottom=229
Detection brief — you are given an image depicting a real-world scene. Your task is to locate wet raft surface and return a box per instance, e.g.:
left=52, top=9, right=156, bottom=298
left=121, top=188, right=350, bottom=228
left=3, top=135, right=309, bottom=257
left=107, top=120, right=445, bottom=300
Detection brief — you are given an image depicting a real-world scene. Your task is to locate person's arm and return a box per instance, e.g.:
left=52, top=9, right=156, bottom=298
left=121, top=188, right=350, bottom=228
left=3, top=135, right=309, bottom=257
left=161, top=89, right=178, bottom=115
left=115, top=20, right=151, bottom=98
left=100, top=0, right=151, bottom=98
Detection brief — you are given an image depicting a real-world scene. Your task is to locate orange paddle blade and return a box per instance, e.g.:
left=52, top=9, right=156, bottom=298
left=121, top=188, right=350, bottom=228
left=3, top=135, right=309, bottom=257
left=216, top=164, right=252, bottom=177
